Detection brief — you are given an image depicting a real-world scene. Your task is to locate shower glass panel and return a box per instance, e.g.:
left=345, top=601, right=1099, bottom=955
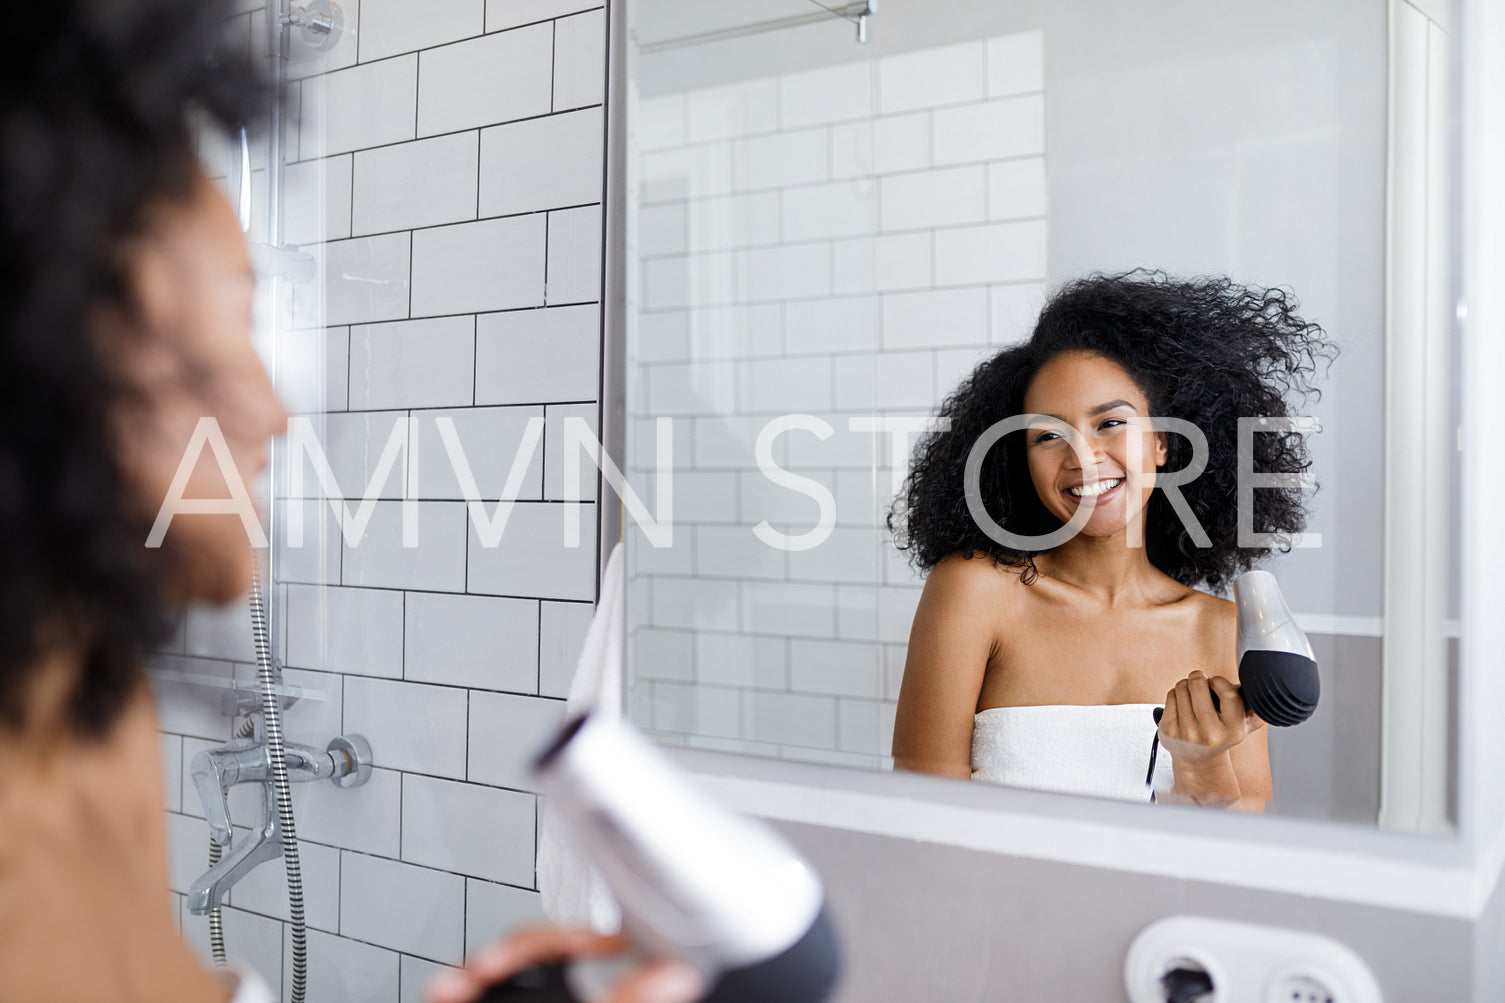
left=155, top=1, right=609, bottom=999
left=157, top=2, right=378, bottom=997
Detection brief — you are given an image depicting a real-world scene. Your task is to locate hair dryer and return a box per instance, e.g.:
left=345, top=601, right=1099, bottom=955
left=478, top=713, right=841, bottom=1003
left=1147, top=570, right=1320, bottom=791
left=1224, top=569, right=1321, bottom=725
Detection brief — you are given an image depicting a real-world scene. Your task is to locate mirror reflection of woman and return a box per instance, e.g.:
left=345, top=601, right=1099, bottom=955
left=889, top=272, right=1336, bottom=811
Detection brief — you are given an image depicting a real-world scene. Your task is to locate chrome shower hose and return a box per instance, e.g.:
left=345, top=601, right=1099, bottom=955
left=206, top=551, right=307, bottom=1002
left=250, top=549, right=307, bottom=1003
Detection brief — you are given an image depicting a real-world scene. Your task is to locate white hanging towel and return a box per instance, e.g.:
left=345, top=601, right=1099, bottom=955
left=536, top=541, right=625, bottom=933
left=225, top=967, right=276, bottom=1003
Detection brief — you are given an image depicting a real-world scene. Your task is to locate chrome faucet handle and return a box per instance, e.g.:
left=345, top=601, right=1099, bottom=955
left=189, top=741, right=270, bottom=846
left=190, top=748, right=236, bottom=846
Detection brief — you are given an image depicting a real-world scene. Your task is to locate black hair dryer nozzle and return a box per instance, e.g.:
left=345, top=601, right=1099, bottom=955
left=1147, top=571, right=1320, bottom=791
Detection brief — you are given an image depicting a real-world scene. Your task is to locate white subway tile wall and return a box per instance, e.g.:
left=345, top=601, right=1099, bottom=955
left=416, top=25, right=554, bottom=137
left=479, top=108, right=605, bottom=216
left=546, top=205, right=606, bottom=305
left=351, top=132, right=481, bottom=236
left=305, top=232, right=413, bottom=327
left=630, top=31, right=1047, bottom=766
left=347, top=316, right=477, bottom=410
left=359, top=0, right=486, bottom=62
left=474, top=305, right=601, bottom=405
left=413, top=405, right=546, bottom=500
left=552, top=10, right=609, bottom=113
left=410, top=214, right=548, bottom=316
left=299, top=56, right=419, bottom=159
left=161, top=5, right=607, bottom=998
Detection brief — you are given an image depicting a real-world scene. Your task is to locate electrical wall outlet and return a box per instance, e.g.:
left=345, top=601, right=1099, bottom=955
left=1124, top=915, right=1383, bottom=1003
left=1269, top=972, right=1344, bottom=1003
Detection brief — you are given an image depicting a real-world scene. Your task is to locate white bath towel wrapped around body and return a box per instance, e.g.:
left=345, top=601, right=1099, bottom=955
left=970, top=703, right=1175, bottom=803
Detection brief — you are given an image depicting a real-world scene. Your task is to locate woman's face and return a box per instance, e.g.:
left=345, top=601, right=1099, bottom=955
left=108, top=170, right=288, bottom=603
left=1020, top=350, right=1166, bottom=539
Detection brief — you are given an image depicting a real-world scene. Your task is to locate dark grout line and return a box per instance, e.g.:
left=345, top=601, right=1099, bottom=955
left=633, top=217, right=1048, bottom=262
left=470, top=314, right=480, bottom=407
left=549, top=16, right=558, bottom=115
left=325, top=669, right=573, bottom=702
left=283, top=299, right=603, bottom=336
left=473, top=127, right=484, bottom=222
left=289, top=104, right=605, bottom=167
left=333, top=5, right=607, bottom=75
left=335, top=847, right=344, bottom=936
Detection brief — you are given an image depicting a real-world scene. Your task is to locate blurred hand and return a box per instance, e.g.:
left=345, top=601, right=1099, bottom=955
left=425, top=926, right=704, bottom=1003
left=1157, top=669, right=1266, bottom=770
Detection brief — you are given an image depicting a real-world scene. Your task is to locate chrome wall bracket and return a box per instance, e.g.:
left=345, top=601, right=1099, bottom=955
left=281, top=0, right=343, bottom=51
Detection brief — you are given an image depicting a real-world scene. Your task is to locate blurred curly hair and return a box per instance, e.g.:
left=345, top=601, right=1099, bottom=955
left=0, top=0, right=268, bottom=735
left=888, top=270, right=1338, bottom=594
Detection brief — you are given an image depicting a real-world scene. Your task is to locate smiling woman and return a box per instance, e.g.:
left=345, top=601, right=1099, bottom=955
left=887, top=271, right=1337, bottom=810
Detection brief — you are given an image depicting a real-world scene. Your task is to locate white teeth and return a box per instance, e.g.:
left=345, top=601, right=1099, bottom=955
left=1068, top=477, right=1124, bottom=498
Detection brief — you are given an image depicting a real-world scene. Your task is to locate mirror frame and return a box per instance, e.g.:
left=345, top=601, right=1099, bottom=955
left=600, top=0, right=1505, bottom=920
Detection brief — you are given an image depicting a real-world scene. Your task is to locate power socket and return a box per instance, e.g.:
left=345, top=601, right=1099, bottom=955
left=1124, top=915, right=1382, bottom=1003
left=1269, top=972, right=1341, bottom=1003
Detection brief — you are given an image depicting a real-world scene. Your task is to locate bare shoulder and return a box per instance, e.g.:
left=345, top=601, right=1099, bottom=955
left=1190, top=588, right=1237, bottom=618
left=909, top=551, right=1029, bottom=659
left=1186, top=588, right=1239, bottom=675
left=926, top=551, right=1027, bottom=597
left=894, top=552, right=1020, bottom=776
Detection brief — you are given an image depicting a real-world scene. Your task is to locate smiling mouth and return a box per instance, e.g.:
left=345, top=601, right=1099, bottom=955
left=1067, top=477, right=1124, bottom=498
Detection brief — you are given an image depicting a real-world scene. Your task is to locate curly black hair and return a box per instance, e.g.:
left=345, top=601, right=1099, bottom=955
left=0, top=0, right=268, bottom=735
left=889, top=271, right=1338, bottom=594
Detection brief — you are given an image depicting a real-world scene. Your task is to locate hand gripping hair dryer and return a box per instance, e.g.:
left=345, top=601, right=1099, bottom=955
left=479, top=712, right=841, bottom=1003
left=1147, top=570, right=1320, bottom=790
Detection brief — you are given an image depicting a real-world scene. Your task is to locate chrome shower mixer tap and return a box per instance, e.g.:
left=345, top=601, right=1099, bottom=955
left=186, top=730, right=371, bottom=915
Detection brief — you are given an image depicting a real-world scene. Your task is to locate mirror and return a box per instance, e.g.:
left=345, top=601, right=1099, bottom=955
left=620, top=0, right=1460, bottom=831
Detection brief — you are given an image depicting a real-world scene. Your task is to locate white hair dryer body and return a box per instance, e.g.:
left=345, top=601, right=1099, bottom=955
left=478, top=713, right=841, bottom=1003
